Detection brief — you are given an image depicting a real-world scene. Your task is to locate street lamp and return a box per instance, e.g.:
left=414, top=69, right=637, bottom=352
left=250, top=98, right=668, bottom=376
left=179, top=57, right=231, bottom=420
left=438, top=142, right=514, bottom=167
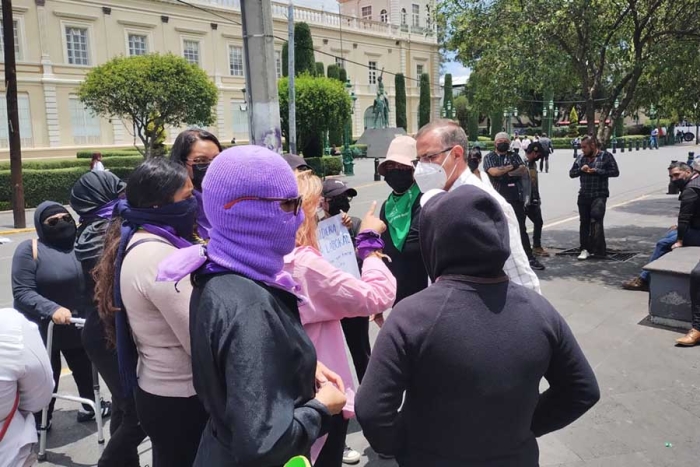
left=342, top=79, right=356, bottom=176
left=446, top=100, right=453, bottom=119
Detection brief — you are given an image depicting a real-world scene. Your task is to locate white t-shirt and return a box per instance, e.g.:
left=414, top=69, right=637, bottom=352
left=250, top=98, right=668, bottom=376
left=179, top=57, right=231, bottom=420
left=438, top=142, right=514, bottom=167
left=92, top=161, right=105, bottom=172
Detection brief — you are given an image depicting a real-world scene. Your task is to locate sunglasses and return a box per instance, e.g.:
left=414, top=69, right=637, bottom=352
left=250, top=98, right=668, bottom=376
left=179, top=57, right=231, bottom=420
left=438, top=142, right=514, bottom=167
left=45, top=214, right=72, bottom=227
left=224, top=196, right=304, bottom=215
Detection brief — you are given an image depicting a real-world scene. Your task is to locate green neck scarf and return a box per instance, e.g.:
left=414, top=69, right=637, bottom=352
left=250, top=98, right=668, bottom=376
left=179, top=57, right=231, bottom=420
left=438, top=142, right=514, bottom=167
left=385, top=183, right=420, bottom=251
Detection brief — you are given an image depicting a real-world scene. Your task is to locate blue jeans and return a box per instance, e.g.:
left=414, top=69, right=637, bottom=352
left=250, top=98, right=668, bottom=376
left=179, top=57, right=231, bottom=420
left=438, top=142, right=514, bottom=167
left=640, top=229, right=677, bottom=282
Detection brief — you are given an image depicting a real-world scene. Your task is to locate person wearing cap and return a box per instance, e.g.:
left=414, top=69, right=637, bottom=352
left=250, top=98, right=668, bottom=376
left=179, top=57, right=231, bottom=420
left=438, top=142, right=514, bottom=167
left=355, top=184, right=600, bottom=465
left=484, top=132, right=545, bottom=271
left=283, top=153, right=313, bottom=173
left=378, top=136, right=429, bottom=311
left=321, top=179, right=361, bottom=237
left=413, top=120, right=540, bottom=293
left=524, top=142, right=550, bottom=258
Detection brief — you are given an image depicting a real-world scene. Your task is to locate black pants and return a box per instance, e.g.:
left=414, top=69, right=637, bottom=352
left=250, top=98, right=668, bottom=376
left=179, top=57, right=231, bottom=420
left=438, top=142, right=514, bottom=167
left=526, top=203, right=544, bottom=249
left=690, top=262, right=700, bottom=331
left=578, top=196, right=607, bottom=256
left=539, top=154, right=550, bottom=173
left=83, top=311, right=146, bottom=467
left=314, top=414, right=348, bottom=467
left=509, top=200, right=533, bottom=259
left=340, top=317, right=371, bottom=383
left=134, top=386, right=208, bottom=467
left=35, top=345, right=95, bottom=423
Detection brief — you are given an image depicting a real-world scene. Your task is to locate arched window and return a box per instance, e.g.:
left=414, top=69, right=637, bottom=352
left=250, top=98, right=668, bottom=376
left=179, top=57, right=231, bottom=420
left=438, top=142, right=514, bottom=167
left=401, top=8, right=407, bottom=25
left=380, top=9, right=388, bottom=23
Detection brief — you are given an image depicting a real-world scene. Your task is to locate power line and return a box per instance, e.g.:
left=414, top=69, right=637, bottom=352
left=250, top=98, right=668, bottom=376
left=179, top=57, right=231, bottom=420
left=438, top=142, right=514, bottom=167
left=174, top=0, right=427, bottom=83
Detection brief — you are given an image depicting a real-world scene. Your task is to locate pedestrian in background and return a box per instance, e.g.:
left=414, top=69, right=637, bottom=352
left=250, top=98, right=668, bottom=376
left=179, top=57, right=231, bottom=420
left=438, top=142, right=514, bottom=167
left=569, top=135, right=620, bottom=260
left=286, top=170, right=396, bottom=466
left=413, top=120, right=540, bottom=293
left=524, top=142, right=550, bottom=258
left=70, top=171, right=146, bottom=467
left=538, top=133, right=554, bottom=173
left=170, top=128, right=223, bottom=241
left=183, top=147, right=346, bottom=465
left=94, top=158, right=206, bottom=467
left=484, top=132, right=545, bottom=271
left=0, top=308, right=53, bottom=467
left=356, top=185, right=600, bottom=466
left=378, top=136, right=429, bottom=310
left=510, top=135, right=521, bottom=155
left=91, top=153, right=105, bottom=172
left=12, top=201, right=110, bottom=430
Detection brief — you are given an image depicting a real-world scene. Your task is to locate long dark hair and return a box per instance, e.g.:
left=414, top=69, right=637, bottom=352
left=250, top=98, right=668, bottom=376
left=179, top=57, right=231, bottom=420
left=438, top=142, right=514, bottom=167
left=93, top=158, right=189, bottom=346
left=170, top=128, right=223, bottom=165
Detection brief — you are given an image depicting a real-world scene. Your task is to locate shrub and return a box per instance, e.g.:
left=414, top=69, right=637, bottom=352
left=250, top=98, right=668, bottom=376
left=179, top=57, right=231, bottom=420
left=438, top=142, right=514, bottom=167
left=327, top=64, right=341, bottom=81
left=303, top=156, right=343, bottom=177
left=338, top=67, right=347, bottom=84
left=0, top=166, right=135, bottom=210
left=77, top=149, right=141, bottom=159
left=0, top=155, right=143, bottom=171
left=350, top=144, right=368, bottom=158
left=395, top=73, right=407, bottom=131
left=294, top=23, right=316, bottom=76
left=568, top=108, right=579, bottom=137
left=315, top=62, right=325, bottom=77
left=419, top=73, right=431, bottom=128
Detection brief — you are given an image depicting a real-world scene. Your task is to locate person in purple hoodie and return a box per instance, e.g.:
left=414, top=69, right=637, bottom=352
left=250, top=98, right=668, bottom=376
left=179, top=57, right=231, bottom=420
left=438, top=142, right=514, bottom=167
left=170, top=128, right=222, bottom=241
left=356, top=184, right=600, bottom=467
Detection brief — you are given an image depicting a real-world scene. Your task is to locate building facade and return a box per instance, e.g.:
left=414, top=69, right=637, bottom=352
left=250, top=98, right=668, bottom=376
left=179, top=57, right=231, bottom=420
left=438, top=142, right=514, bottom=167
left=0, top=0, right=440, bottom=158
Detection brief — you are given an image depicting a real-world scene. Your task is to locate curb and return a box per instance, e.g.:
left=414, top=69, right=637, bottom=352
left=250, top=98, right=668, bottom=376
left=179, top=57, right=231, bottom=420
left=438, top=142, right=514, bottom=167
left=0, top=227, right=34, bottom=235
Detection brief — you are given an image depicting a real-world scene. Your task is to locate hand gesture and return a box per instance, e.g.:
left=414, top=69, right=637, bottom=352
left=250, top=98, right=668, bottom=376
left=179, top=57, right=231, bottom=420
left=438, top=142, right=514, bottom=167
left=316, top=361, right=345, bottom=393
left=52, top=307, right=72, bottom=325
left=359, top=201, right=386, bottom=234
left=370, top=313, right=385, bottom=328
left=340, top=211, right=353, bottom=229
left=315, top=382, right=347, bottom=415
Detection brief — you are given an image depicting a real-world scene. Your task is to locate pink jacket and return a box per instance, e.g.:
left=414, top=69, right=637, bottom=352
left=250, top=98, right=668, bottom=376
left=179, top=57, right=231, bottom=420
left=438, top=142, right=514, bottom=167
left=283, top=246, right=396, bottom=415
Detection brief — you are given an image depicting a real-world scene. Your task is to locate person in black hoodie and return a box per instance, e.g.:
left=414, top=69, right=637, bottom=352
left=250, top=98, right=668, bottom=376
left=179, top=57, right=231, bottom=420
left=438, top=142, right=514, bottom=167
left=378, top=136, right=428, bottom=319
left=70, top=172, right=146, bottom=467
left=11, top=201, right=111, bottom=429
left=356, top=185, right=600, bottom=467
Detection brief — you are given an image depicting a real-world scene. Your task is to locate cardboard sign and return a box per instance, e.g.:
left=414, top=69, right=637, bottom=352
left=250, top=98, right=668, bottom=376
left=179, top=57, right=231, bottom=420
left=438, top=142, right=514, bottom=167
left=316, top=214, right=361, bottom=279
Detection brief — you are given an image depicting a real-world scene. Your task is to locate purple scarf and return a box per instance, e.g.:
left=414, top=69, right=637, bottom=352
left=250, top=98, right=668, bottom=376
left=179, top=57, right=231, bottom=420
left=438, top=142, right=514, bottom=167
left=193, top=190, right=211, bottom=241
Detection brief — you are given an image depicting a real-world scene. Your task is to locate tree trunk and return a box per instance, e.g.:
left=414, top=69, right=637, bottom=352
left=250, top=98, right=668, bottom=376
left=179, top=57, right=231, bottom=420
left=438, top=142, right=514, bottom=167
left=585, top=98, right=596, bottom=137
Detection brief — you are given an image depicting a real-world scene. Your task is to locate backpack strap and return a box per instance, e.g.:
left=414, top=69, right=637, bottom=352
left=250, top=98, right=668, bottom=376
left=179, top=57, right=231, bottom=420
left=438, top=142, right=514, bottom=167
left=124, top=237, right=171, bottom=257
left=0, top=390, right=20, bottom=442
left=31, top=239, right=38, bottom=261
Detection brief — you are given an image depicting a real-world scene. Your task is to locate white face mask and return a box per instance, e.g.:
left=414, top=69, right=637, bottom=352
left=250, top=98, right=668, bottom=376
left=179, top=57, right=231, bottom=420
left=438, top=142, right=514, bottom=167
left=414, top=149, right=456, bottom=192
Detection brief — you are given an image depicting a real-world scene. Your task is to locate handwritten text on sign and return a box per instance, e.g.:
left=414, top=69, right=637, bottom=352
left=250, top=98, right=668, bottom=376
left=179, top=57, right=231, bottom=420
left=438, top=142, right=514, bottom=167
left=317, top=215, right=360, bottom=278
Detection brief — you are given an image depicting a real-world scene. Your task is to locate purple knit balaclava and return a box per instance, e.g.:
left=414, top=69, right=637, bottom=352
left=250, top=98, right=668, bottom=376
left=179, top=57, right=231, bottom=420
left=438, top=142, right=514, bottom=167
left=203, top=146, right=304, bottom=284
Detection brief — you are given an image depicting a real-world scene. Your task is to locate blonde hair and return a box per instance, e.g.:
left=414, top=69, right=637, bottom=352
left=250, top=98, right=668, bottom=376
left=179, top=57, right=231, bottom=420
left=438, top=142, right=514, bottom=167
left=295, top=170, right=323, bottom=250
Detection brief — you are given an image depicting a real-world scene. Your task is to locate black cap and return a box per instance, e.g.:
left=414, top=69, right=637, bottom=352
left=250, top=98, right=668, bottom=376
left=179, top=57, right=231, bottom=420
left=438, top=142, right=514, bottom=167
left=282, top=153, right=312, bottom=172
left=525, top=141, right=545, bottom=154
left=322, top=178, right=358, bottom=198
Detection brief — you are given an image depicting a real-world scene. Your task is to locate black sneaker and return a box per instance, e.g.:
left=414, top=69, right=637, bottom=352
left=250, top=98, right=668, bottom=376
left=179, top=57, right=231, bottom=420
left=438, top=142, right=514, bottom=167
left=529, top=258, right=545, bottom=271
left=77, top=399, right=112, bottom=423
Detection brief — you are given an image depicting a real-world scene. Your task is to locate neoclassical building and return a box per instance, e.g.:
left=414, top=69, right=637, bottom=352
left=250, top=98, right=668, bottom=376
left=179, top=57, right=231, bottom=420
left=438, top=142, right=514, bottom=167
left=0, top=0, right=439, bottom=158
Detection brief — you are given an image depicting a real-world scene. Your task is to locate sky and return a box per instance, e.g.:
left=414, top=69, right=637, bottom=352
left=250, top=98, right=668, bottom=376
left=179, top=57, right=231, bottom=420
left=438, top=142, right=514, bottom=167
left=293, top=0, right=470, bottom=79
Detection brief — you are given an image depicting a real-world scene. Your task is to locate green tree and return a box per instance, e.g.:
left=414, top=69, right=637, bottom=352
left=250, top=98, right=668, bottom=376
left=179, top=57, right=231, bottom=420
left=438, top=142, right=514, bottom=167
left=282, top=42, right=289, bottom=77
left=454, top=95, right=468, bottom=131
left=443, top=73, right=453, bottom=118
left=79, top=54, right=217, bottom=158
left=315, top=62, right=325, bottom=77
left=468, top=110, right=480, bottom=141
left=490, top=112, right=503, bottom=138
left=440, top=0, right=700, bottom=144
left=338, top=67, right=348, bottom=84
left=419, top=73, right=431, bottom=128
left=395, top=73, right=407, bottom=131
left=568, top=107, right=579, bottom=137
left=279, top=76, right=352, bottom=158
left=327, top=64, right=341, bottom=81
left=294, top=22, right=316, bottom=76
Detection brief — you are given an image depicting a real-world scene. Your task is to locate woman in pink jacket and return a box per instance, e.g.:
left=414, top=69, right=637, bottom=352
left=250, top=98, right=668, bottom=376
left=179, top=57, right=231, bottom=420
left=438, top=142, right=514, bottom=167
left=284, top=171, right=396, bottom=467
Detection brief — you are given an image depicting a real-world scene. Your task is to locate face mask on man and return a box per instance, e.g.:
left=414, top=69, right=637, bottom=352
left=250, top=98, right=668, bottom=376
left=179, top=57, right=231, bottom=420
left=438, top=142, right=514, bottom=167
left=673, top=177, right=690, bottom=190
left=327, top=196, right=351, bottom=216
left=384, top=169, right=415, bottom=194
left=414, top=149, right=456, bottom=192
left=496, top=142, right=510, bottom=153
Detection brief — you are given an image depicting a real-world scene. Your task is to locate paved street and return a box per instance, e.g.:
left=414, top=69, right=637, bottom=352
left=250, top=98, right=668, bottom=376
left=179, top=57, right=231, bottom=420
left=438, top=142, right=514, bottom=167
left=2, top=143, right=700, bottom=466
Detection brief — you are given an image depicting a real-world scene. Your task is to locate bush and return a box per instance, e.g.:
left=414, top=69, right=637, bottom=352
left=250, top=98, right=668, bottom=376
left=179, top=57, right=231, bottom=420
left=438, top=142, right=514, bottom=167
left=568, top=108, right=579, bottom=137
left=419, top=73, right=431, bottom=128
left=315, top=62, right=325, bottom=77
left=294, top=23, right=316, bottom=76
left=0, top=155, right=144, bottom=171
left=350, top=144, right=368, bottom=158
left=304, top=156, right=342, bottom=176
left=395, top=73, right=407, bottom=131
left=77, top=149, right=141, bottom=159
left=0, top=166, right=136, bottom=210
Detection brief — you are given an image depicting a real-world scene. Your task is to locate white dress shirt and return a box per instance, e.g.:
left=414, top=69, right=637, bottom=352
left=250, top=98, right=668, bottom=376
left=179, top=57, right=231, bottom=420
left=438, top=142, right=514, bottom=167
left=422, top=170, right=541, bottom=294
left=0, top=308, right=54, bottom=467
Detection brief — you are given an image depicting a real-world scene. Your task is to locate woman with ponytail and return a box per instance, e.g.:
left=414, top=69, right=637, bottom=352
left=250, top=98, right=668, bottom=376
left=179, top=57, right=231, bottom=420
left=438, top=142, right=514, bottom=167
left=93, top=158, right=207, bottom=467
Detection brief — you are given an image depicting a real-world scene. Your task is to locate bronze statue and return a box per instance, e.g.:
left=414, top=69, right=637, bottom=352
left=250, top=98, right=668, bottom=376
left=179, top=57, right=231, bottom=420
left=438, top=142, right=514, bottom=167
left=372, top=71, right=390, bottom=129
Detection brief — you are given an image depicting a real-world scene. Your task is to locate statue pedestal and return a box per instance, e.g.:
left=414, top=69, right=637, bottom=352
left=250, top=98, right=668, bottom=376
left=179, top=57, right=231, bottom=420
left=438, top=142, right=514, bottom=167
left=356, top=128, right=407, bottom=159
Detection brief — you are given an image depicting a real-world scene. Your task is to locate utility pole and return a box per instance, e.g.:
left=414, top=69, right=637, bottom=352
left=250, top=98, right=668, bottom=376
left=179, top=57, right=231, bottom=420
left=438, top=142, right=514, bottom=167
left=288, top=1, right=296, bottom=155
left=2, top=0, right=25, bottom=228
left=241, top=0, right=282, bottom=152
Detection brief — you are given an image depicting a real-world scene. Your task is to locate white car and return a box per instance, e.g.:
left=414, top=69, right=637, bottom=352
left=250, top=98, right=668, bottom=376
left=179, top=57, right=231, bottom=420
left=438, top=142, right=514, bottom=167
left=675, top=124, right=698, bottom=142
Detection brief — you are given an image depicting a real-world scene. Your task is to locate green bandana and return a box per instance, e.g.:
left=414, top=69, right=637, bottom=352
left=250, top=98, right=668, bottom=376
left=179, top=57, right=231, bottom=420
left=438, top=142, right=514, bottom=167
left=385, top=183, right=420, bottom=251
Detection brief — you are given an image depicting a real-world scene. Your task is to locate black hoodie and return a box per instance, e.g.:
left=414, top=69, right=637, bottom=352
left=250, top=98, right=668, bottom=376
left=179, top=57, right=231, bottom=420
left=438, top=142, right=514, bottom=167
left=356, top=185, right=600, bottom=467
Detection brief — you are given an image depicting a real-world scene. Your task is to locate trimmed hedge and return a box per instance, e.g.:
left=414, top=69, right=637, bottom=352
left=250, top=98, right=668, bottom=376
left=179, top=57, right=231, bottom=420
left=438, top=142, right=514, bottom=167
left=0, top=156, right=144, bottom=171
left=304, top=156, right=342, bottom=177
left=0, top=166, right=136, bottom=210
left=350, top=144, right=368, bottom=158
left=77, top=149, right=141, bottom=159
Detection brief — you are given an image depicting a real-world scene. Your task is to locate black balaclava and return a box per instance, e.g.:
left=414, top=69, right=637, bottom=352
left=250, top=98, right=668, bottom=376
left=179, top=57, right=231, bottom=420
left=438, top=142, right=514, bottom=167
left=328, top=196, right=351, bottom=216
left=35, top=202, right=77, bottom=251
